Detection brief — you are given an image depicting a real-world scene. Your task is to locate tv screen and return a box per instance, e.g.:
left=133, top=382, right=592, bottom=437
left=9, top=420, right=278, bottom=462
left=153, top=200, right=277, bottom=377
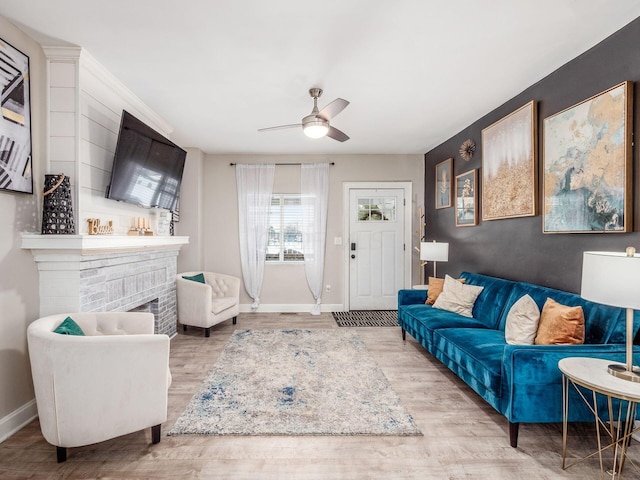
left=106, top=110, right=186, bottom=211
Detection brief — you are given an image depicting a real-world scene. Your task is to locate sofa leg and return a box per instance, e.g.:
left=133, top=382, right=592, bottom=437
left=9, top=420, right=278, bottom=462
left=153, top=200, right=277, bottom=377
left=401, top=328, right=406, bottom=341
left=56, top=446, right=67, bottom=463
left=233, top=316, right=237, bottom=325
left=182, top=324, right=187, bottom=332
left=509, top=421, right=519, bottom=448
left=152, top=424, right=161, bottom=444
left=205, top=327, right=211, bottom=338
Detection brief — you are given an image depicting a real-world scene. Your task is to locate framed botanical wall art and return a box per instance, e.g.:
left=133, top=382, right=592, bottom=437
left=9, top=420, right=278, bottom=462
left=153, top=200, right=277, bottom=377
left=543, top=81, right=632, bottom=233
left=455, top=169, right=478, bottom=227
left=0, top=37, right=32, bottom=194
left=435, top=158, right=452, bottom=209
left=481, top=101, right=537, bottom=221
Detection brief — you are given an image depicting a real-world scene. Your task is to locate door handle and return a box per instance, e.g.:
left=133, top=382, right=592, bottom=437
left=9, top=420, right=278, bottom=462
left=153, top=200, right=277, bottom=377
left=351, top=242, right=356, bottom=251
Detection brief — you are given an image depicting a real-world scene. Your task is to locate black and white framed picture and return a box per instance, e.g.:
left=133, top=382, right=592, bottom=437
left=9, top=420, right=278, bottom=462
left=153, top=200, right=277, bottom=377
left=0, top=37, right=32, bottom=194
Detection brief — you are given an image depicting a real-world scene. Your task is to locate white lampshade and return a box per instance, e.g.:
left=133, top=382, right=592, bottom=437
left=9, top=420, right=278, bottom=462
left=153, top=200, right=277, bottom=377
left=303, top=121, right=329, bottom=139
left=420, top=242, right=449, bottom=262
left=581, top=250, right=640, bottom=310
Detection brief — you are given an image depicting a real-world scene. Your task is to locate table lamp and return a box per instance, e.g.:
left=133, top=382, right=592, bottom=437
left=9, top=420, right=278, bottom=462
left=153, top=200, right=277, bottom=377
left=420, top=241, right=449, bottom=278
left=581, top=247, right=640, bottom=382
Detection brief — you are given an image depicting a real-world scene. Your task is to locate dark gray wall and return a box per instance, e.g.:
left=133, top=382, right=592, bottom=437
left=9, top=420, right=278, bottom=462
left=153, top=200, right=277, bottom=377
left=424, top=17, right=640, bottom=293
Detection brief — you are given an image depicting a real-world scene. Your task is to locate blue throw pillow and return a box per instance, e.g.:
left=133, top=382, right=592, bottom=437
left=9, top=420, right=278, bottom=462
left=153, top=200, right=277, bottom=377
left=182, top=273, right=205, bottom=284
left=53, top=316, right=85, bottom=336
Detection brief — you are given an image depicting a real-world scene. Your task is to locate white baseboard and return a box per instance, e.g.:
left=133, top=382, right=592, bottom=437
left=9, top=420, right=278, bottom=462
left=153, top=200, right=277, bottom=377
left=239, top=303, right=343, bottom=313
left=0, top=399, right=38, bottom=444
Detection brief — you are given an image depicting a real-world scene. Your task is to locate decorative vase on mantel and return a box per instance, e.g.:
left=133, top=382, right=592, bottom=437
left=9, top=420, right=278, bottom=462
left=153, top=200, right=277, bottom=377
left=41, top=173, right=75, bottom=234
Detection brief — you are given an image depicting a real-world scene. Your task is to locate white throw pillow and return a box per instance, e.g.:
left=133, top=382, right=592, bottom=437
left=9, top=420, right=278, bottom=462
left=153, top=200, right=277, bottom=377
left=504, top=294, right=541, bottom=345
left=432, top=275, right=484, bottom=318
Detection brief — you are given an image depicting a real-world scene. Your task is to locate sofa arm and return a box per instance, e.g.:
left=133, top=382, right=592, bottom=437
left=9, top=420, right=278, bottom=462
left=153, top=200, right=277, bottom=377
left=398, top=289, right=427, bottom=306
left=501, top=343, right=639, bottom=423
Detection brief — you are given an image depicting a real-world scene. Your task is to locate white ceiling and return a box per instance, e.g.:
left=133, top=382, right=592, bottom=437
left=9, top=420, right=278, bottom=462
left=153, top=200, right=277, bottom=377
left=1, top=1, right=639, bottom=155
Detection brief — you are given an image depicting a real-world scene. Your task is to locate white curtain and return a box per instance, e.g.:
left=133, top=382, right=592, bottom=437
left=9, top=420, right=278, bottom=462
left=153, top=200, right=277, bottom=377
left=236, top=164, right=275, bottom=311
left=300, top=163, right=330, bottom=315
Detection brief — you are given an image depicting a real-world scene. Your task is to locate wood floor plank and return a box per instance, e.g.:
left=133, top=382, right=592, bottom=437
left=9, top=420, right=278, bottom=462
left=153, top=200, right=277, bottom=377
left=0, top=312, right=636, bottom=479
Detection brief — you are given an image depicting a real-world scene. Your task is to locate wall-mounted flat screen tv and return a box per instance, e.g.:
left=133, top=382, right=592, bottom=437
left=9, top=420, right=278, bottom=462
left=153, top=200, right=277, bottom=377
left=105, top=110, right=186, bottom=211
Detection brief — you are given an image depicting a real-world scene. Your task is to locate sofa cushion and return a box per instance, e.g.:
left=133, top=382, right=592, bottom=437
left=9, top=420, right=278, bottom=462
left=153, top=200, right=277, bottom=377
left=505, top=294, right=540, bottom=345
left=534, top=298, right=585, bottom=345
left=459, top=272, right=517, bottom=329
left=399, top=304, right=489, bottom=352
left=433, top=328, right=507, bottom=399
left=433, top=275, right=484, bottom=317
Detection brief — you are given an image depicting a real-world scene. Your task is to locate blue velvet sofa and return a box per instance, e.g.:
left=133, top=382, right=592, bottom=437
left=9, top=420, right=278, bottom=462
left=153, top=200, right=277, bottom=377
left=398, top=272, right=640, bottom=447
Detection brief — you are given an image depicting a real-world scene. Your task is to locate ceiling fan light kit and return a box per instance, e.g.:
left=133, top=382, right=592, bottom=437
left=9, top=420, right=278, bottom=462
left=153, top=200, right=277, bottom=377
left=259, top=88, right=350, bottom=142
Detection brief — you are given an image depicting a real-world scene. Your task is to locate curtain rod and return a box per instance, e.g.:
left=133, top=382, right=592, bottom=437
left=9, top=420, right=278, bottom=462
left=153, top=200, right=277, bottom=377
left=229, top=162, right=335, bottom=166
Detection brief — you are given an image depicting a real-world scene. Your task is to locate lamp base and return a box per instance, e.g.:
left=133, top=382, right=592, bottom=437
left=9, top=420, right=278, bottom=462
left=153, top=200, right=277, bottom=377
left=608, top=363, right=640, bottom=383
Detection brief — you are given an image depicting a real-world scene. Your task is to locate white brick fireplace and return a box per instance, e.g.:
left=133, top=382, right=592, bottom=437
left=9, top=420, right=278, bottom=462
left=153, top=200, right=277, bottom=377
left=22, top=234, right=188, bottom=337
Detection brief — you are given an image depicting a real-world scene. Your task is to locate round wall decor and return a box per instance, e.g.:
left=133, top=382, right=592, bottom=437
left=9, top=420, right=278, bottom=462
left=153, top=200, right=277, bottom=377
left=459, top=139, right=476, bottom=161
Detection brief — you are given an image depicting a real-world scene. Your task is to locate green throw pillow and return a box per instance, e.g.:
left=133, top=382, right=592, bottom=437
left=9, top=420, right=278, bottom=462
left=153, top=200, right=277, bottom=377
left=53, top=316, right=85, bottom=336
left=182, top=273, right=205, bottom=284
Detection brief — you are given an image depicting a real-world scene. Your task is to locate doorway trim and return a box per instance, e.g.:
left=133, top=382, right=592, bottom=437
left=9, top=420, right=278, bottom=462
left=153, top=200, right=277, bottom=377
left=342, top=181, right=412, bottom=311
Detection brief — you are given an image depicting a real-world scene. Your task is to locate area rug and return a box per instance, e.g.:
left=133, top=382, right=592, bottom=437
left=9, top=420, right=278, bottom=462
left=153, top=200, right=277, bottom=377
left=168, top=329, right=421, bottom=436
left=332, top=310, right=399, bottom=327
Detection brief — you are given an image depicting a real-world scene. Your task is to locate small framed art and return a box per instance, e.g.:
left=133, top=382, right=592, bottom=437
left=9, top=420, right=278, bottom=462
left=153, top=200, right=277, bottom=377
left=455, top=169, right=478, bottom=227
left=435, top=158, right=452, bottom=209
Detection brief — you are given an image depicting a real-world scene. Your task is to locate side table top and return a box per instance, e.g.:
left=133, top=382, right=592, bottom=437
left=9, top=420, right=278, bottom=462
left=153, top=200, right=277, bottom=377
left=559, top=357, right=640, bottom=401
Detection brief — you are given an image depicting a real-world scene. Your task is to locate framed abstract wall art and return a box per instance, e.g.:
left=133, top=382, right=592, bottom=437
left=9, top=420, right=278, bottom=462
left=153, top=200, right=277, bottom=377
left=435, top=158, right=452, bottom=209
left=0, top=37, right=32, bottom=194
left=481, top=101, right=537, bottom=221
left=543, top=81, right=632, bottom=233
left=455, top=169, right=478, bottom=227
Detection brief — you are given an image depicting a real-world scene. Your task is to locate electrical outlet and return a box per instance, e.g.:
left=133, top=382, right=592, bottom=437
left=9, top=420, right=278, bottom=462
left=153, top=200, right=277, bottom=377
left=325, top=284, right=331, bottom=292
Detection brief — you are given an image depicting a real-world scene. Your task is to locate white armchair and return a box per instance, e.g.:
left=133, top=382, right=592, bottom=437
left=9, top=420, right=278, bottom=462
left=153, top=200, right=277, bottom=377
left=27, top=312, right=171, bottom=462
left=176, top=271, right=240, bottom=337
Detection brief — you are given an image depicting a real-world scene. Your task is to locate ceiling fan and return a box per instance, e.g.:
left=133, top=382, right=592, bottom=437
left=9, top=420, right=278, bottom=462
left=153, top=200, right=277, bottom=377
left=258, top=88, right=350, bottom=142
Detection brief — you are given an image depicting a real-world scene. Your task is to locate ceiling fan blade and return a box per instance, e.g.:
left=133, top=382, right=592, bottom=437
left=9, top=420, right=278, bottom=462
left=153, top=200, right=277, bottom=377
left=327, top=126, right=349, bottom=142
left=258, top=124, right=301, bottom=132
left=317, top=98, right=349, bottom=121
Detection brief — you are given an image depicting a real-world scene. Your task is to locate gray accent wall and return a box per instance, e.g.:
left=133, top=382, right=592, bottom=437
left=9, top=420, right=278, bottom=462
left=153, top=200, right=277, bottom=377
left=424, top=17, right=640, bottom=293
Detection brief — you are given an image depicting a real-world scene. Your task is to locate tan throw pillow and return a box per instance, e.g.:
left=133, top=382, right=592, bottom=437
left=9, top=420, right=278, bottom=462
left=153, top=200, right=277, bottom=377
left=534, top=298, right=585, bottom=345
left=432, top=275, right=484, bottom=318
left=425, top=277, right=466, bottom=305
left=505, top=294, right=540, bottom=345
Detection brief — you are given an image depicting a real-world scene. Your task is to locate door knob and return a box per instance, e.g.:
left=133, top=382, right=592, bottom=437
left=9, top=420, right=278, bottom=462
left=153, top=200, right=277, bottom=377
left=351, top=254, right=355, bottom=259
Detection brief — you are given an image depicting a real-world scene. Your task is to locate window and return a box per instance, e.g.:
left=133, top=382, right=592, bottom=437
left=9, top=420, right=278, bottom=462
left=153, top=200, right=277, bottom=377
left=267, top=194, right=304, bottom=262
left=357, top=197, right=397, bottom=222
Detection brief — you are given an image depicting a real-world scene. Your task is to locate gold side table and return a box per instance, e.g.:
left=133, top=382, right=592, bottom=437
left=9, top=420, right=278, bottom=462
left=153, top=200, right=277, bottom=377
left=559, top=357, right=640, bottom=479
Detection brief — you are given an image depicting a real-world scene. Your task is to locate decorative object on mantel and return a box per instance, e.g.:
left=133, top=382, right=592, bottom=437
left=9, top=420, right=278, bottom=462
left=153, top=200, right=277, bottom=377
left=459, top=139, right=476, bottom=161
left=41, top=174, right=75, bottom=234
left=87, top=219, right=114, bottom=235
left=128, top=216, right=154, bottom=236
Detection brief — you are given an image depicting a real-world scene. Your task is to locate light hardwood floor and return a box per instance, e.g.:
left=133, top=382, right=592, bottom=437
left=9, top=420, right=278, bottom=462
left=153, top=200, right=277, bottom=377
left=1, top=312, right=637, bottom=479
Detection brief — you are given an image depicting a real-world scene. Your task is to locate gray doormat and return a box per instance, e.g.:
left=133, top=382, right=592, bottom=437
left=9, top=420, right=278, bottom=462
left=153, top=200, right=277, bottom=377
left=332, top=310, right=399, bottom=327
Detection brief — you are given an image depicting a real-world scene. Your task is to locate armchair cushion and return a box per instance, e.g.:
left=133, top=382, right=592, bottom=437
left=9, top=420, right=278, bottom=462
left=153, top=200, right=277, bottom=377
left=53, top=316, right=85, bottom=336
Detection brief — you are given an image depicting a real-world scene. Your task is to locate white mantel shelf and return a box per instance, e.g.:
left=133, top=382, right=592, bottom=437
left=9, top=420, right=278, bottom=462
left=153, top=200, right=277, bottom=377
left=21, top=233, right=189, bottom=254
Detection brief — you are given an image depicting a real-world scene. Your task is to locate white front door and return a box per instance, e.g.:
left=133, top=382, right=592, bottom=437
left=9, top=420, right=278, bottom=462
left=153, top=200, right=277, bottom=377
left=348, top=188, right=405, bottom=310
